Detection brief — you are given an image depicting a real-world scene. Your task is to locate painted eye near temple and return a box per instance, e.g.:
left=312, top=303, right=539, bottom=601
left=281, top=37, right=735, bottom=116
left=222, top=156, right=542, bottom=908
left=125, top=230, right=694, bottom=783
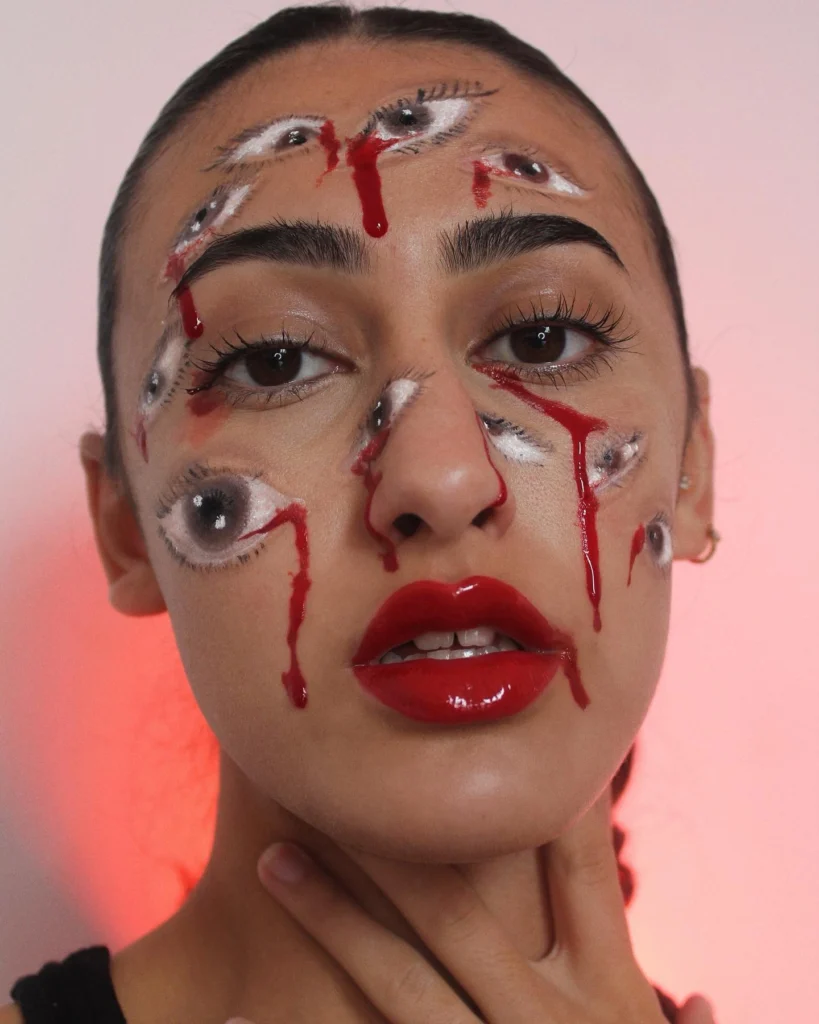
left=366, top=83, right=497, bottom=153
left=156, top=465, right=292, bottom=570
left=137, top=327, right=189, bottom=422
left=187, top=333, right=349, bottom=410
left=169, top=180, right=253, bottom=262
left=645, top=513, right=673, bottom=569
left=474, top=149, right=585, bottom=195
left=210, top=116, right=327, bottom=169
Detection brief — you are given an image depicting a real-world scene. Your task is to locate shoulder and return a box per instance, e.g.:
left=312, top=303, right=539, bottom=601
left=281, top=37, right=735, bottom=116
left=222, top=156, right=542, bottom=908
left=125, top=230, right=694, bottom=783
left=0, top=1004, right=24, bottom=1023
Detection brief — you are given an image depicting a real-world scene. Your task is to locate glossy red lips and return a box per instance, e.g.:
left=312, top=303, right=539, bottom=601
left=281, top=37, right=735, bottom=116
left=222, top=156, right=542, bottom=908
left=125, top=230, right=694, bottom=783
left=352, top=576, right=586, bottom=724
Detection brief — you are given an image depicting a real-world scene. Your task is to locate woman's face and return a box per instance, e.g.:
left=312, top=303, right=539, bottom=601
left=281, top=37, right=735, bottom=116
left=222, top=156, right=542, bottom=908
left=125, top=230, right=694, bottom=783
left=104, top=39, right=709, bottom=861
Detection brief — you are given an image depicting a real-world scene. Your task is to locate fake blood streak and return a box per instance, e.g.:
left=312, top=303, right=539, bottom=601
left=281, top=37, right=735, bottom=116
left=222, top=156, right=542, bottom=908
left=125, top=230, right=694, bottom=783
left=472, top=160, right=492, bottom=209
left=316, top=119, right=340, bottom=182
left=477, top=365, right=607, bottom=632
left=351, top=430, right=399, bottom=572
left=345, top=132, right=400, bottom=237
left=165, top=253, right=205, bottom=341
left=238, top=504, right=311, bottom=709
left=628, top=524, right=646, bottom=586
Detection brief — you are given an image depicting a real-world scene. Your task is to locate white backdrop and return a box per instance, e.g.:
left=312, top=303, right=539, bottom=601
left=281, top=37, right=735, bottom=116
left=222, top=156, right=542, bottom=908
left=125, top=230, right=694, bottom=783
left=1, top=2, right=817, bottom=1021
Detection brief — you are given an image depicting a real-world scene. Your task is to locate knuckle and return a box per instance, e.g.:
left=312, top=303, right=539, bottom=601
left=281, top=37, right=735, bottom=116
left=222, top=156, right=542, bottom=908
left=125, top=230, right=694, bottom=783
left=433, top=891, right=484, bottom=942
left=385, top=958, right=435, bottom=1008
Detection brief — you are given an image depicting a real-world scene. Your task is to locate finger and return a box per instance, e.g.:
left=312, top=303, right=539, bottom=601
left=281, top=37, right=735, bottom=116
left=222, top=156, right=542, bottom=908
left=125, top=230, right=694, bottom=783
left=340, top=845, right=545, bottom=1024
left=678, top=993, right=717, bottom=1024
left=542, top=786, right=635, bottom=969
left=259, top=843, right=480, bottom=1024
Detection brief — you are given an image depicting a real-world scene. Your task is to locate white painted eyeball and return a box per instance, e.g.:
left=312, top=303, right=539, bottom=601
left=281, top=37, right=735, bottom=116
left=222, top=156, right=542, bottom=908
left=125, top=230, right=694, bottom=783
left=214, top=116, right=327, bottom=167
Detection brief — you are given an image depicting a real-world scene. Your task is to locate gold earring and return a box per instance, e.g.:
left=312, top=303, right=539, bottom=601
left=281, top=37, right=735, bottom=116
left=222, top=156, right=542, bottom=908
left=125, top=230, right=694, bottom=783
left=679, top=474, right=692, bottom=491
left=691, top=525, right=721, bottom=563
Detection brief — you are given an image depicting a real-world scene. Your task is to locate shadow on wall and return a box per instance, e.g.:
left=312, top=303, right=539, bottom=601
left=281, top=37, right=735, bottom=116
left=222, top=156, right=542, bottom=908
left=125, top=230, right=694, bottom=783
left=0, top=517, right=218, bottom=982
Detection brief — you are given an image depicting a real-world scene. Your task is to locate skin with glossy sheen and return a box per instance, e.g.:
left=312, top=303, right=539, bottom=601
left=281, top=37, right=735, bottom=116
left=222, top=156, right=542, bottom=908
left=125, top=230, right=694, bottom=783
left=67, top=36, right=714, bottom=1024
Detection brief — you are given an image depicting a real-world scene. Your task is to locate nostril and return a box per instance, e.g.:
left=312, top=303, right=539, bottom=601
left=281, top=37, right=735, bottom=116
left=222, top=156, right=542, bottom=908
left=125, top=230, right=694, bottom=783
left=393, top=513, right=423, bottom=538
left=471, top=506, right=493, bottom=528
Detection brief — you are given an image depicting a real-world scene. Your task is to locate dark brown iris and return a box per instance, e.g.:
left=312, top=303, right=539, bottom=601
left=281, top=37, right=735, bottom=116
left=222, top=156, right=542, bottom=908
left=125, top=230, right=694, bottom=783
left=509, top=324, right=566, bottom=363
left=503, top=153, right=550, bottom=184
left=244, top=347, right=302, bottom=387
left=185, top=479, right=248, bottom=551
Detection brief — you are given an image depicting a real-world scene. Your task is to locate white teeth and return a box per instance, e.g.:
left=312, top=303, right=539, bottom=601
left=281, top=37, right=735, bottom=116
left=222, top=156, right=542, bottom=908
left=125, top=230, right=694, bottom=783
left=379, top=644, right=506, bottom=665
left=381, top=652, right=402, bottom=665
left=496, top=635, right=517, bottom=652
left=457, top=626, right=495, bottom=647
left=413, top=630, right=455, bottom=651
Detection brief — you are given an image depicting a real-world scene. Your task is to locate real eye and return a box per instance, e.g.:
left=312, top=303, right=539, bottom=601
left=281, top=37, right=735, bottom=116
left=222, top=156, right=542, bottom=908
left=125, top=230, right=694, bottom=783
left=212, top=116, right=327, bottom=168
left=480, top=321, right=593, bottom=368
left=368, top=83, right=495, bottom=153
left=156, top=466, right=290, bottom=570
left=187, top=333, right=349, bottom=409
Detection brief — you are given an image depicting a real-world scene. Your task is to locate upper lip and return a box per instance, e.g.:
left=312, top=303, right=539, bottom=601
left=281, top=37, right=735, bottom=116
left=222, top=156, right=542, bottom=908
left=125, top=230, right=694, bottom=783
left=352, top=576, right=563, bottom=665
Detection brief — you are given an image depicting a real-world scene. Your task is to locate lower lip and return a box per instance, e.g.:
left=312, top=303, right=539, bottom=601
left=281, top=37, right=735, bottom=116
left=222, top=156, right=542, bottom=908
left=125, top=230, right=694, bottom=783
left=353, top=649, right=563, bottom=724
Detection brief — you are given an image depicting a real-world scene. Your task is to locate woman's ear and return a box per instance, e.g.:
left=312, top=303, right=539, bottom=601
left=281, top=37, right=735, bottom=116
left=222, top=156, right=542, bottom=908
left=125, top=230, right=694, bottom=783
left=79, top=430, right=167, bottom=616
left=673, top=367, right=716, bottom=561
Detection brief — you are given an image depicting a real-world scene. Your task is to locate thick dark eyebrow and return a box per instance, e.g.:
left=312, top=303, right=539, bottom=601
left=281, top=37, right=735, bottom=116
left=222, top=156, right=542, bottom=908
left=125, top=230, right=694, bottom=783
left=438, top=212, right=625, bottom=275
left=172, top=219, right=370, bottom=296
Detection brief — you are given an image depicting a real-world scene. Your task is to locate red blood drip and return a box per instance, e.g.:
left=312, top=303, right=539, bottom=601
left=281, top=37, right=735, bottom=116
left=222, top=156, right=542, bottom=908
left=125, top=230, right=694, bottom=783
left=238, top=503, right=311, bottom=709
left=345, top=132, right=400, bottom=238
left=472, top=160, right=492, bottom=209
left=165, top=253, right=185, bottom=284
left=476, top=415, right=508, bottom=508
left=559, top=646, right=591, bottom=710
left=132, top=414, right=149, bottom=463
left=351, top=430, right=399, bottom=572
left=477, top=364, right=607, bottom=632
left=627, top=523, right=646, bottom=587
left=316, top=119, right=340, bottom=183
left=177, top=285, right=204, bottom=340
left=185, top=386, right=231, bottom=446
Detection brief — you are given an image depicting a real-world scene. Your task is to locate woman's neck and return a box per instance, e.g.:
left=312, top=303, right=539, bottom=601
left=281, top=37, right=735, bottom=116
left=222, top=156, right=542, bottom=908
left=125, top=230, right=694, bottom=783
left=113, top=753, right=554, bottom=1024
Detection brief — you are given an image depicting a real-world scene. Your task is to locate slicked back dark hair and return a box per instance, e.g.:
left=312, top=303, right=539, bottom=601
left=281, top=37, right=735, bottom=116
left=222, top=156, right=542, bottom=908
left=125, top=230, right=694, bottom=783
left=98, top=3, right=695, bottom=488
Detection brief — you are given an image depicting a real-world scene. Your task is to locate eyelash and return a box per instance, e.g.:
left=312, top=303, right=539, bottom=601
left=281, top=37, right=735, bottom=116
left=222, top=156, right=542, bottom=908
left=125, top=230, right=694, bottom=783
left=475, top=292, right=636, bottom=389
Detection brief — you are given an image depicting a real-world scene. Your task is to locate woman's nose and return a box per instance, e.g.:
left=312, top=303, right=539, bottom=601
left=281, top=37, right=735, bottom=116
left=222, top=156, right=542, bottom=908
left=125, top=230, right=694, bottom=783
left=364, top=372, right=515, bottom=555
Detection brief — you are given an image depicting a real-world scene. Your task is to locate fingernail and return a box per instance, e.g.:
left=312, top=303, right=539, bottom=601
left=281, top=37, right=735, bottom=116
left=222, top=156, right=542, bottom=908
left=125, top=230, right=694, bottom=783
left=260, top=842, right=310, bottom=884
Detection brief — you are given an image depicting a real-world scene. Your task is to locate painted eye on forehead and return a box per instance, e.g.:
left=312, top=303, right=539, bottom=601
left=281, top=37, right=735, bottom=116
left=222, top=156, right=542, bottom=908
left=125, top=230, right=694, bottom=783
left=470, top=145, right=586, bottom=205
left=210, top=115, right=328, bottom=169
left=156, top=464, right=294, bottom=570
left=366, top=82, right=498, bottom=153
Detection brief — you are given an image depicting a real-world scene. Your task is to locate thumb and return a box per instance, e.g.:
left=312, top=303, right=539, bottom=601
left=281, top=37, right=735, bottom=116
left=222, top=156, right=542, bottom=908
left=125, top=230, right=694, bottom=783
left=678, top=993, right=717, bottom=1024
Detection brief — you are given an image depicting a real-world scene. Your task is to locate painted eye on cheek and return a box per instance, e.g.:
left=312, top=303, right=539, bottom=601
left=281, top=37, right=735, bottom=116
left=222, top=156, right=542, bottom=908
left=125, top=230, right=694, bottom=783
left=211, top=116, right=327, bottom=168
left=138, top=328, right=189, bottom=422
left=587, top=432, right=644, bottom=492
left=156, top=467, right=292, bottom=570
left=645, top=514, right=673, bottom=569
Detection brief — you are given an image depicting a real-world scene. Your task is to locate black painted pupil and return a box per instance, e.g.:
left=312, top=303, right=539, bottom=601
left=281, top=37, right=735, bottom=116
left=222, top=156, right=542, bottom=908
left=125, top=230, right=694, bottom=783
left=503, top=153, right=549, bottom=184
left=369, top=396, right=391, bottom=433
left=287, top=129, right=308, bottom=146
left=509, top=324, right=565, bottom=363
left=383, top=104, right=431, bottom=134
left=245, top=347, right=302, bottom=387
left=193, top=206, right=209, bottom=227
left=186, top=481, right=248, bottom=551
left=146, top=371, right=161, bottom=398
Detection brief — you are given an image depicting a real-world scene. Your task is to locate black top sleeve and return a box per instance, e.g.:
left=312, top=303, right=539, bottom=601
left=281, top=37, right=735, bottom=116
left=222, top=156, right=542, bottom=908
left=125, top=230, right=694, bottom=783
left=10, top=946, right=127, bottom=1024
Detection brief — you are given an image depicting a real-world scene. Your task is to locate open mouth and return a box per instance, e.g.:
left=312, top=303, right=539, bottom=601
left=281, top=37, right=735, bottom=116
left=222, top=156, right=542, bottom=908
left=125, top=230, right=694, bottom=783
left=373, top=626, right=524, bottom=665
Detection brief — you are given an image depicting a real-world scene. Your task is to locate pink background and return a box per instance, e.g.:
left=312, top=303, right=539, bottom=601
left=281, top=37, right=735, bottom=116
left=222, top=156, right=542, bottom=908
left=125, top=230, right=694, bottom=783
left=1, top=2, right=817, bottom=1020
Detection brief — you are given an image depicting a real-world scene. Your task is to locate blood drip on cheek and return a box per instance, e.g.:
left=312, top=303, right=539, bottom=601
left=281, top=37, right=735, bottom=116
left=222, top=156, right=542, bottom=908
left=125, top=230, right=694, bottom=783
left=345, top=132, right=400, bottom=238
left=185, top=383, right=232, bottom=446
left=316, top=119, right=340, bottom=183
left=477, top=417, right=508, bottom=508
left=237, top=503, right=311, bottom=709
left=351, top=430, right=399, bottom=572
left=628, top=524, right=646, bottom=586
left=472, top=160, right=492, bottom=209
left=477, top=365, right=607, bottom=632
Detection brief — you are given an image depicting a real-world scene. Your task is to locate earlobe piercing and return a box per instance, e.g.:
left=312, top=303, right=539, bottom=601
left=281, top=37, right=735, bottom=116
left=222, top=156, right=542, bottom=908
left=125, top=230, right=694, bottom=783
left=691, top=524, right=721, bottom=563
